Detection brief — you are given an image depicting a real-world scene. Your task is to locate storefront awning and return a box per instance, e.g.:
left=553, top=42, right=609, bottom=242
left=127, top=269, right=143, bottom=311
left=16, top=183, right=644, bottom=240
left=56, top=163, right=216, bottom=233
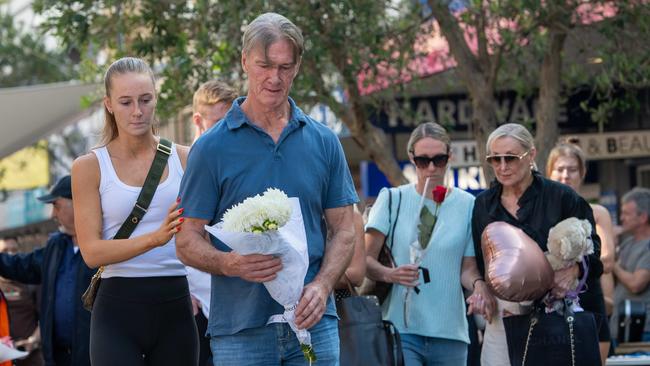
left=0, top=82, right=100, bottom=159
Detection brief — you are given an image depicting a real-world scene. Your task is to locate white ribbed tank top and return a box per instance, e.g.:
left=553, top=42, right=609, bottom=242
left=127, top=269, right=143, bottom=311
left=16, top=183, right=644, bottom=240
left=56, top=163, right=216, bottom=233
left=92, top=144, right=187, bottom=278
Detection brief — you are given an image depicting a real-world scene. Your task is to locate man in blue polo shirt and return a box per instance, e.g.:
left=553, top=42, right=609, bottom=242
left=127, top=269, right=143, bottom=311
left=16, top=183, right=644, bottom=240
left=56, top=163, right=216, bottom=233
left=176, top=12, right=358, bottom=365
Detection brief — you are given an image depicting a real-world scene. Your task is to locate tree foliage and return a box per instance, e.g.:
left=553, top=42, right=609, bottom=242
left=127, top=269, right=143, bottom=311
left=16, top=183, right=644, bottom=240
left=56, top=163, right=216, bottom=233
left=0, top=5, right=83, bottom=190
left=34, top=0, right=432, bottom=185
left=32, top=0, right=650, bottom=187
left=0, top=8, right=76, bottom=87
left=429, top=0, right=650, bottom=178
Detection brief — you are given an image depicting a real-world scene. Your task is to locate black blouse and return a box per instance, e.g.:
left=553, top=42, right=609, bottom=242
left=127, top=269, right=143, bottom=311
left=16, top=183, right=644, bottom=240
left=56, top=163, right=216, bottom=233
left=471, top=171, right=603, bottom=286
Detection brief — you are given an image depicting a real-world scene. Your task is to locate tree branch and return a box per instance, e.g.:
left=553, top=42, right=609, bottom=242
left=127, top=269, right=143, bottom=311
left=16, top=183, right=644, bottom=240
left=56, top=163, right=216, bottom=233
left=477, top=3, right=490, bottom=74
left=488, top=44, right=504, bottom=92
left=428, top=0, right=485, bottom=91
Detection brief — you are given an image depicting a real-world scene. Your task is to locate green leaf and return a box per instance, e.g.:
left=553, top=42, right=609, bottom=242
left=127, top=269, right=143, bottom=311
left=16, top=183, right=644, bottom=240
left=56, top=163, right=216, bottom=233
left=418, top=205, right=437, bottom=250
left=301, top=343, right=317, bottom=362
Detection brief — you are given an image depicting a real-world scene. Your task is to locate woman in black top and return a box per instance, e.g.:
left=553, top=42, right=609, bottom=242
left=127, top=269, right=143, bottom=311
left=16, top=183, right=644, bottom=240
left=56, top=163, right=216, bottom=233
left=471, top=123, right=605, bottom=365
left=547, top=142, right=614, bottom=363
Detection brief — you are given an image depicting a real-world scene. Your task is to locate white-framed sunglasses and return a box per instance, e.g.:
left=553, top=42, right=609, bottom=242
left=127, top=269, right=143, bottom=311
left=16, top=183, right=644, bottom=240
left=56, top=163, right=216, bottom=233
left=485, top=150, right=530, bottom=165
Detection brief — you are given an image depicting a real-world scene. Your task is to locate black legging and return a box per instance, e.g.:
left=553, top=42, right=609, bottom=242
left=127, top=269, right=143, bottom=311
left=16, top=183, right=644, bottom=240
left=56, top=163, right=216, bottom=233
left=90, top=276, right=199, bottom=366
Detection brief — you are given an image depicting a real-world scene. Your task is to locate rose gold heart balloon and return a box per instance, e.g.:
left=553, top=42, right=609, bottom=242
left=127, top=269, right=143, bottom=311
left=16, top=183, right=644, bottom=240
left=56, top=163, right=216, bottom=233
left=481, top=221, right=553, bottom=302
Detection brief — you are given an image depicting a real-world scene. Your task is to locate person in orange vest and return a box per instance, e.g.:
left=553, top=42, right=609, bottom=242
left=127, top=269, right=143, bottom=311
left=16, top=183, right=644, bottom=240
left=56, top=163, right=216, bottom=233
left=0, top=290, right=10, bottom=366
left=0, top=290, right=27, bottom=366
left=0, top=237, right=42, bottom=366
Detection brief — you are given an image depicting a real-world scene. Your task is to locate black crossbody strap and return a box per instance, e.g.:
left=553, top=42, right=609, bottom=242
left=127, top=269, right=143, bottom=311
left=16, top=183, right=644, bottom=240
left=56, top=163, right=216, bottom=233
left=113, top=138, right=172, bottom=240
left=381, top=189, right=393, bottom=250
left=387, top=189, right=402, bottom=251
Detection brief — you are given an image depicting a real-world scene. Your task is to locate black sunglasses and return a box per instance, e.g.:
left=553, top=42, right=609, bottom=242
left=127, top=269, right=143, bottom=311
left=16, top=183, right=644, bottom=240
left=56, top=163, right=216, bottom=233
left=412, top=154, right=449, bottom=169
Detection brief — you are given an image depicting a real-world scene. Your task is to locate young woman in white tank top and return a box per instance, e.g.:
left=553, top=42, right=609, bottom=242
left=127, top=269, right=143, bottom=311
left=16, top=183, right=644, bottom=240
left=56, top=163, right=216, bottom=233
left=71, top=57, right=198, bottom=366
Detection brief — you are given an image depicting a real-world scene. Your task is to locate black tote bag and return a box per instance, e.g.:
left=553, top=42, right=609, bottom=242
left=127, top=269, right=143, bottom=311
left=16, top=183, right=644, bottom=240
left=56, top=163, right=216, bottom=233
left=337, top=288, right=404, bottom=366
left=503, top=300, right=600, bottom=366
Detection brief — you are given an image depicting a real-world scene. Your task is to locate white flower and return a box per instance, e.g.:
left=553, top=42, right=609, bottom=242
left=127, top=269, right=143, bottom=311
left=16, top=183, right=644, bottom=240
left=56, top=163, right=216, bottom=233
left=222, top=188, right=292, bottom=233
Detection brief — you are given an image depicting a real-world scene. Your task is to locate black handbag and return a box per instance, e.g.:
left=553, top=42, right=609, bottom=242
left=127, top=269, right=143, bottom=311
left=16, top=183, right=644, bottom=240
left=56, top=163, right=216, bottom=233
left=359, top=188, right=401, bottom=304
left=337, top=279, right=404, bottom=366
left=617, top=299, right=646, bottom=343
left=81, top=138, right=173, bottom=311
left=503, top=299, right=600, bottom=366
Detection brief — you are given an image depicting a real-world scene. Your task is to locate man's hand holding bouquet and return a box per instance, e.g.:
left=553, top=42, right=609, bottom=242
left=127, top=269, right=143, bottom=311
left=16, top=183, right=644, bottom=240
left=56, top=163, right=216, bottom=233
left=204, top=188, right=317, bottom=363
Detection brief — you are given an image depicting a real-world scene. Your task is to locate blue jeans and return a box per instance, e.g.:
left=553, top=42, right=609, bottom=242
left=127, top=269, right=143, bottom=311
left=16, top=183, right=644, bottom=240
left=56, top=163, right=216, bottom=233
left=210, top=316, right=339, bottom=365
left=401, top=334, right=467, bottom=366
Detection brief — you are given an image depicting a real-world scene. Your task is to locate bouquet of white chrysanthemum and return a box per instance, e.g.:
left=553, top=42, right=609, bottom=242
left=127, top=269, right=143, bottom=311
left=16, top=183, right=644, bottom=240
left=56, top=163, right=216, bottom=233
left=221, top=188, right=292, bottom=233
left=204, top=188, right=316, bottom=363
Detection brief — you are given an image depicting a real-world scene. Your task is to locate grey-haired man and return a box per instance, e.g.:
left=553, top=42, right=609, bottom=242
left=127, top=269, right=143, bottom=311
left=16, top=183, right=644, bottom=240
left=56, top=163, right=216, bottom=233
left=177, top=12, right=357, bottom=365
left=611, top=187, right=650, bottom=341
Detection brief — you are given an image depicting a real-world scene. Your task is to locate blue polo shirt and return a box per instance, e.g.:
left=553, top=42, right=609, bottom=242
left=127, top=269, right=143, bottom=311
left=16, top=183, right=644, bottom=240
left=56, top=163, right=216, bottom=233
left=179, top=97, right=358, bottom=337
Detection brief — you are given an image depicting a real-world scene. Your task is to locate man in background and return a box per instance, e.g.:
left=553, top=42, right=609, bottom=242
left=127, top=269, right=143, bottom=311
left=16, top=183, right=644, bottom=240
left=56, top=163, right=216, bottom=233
left=0, top=176, right=94, bottom=366
left=188, top=80, right=237, bottom=366
left=191, top=80, right=237, bottom=143
left=0, top=237, right=42, bottom=366
left=611, top=187, right=650, bottom=341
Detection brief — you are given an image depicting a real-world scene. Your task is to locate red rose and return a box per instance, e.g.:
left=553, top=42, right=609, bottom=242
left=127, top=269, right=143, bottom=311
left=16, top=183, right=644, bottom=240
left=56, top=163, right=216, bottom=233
left=432, top=185, right=447, bottom=204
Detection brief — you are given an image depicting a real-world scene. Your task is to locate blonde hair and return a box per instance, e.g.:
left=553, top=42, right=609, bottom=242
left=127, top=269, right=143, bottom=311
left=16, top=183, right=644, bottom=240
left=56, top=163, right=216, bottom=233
left=486, top=123, right=535, bottom=155
left=192, top=80, right=237, bottom=113
left=546, top=142, right=587, bottom=178
left=100, top=57, right=156, bottom=146
left=406, top=122, right=451, bottom=154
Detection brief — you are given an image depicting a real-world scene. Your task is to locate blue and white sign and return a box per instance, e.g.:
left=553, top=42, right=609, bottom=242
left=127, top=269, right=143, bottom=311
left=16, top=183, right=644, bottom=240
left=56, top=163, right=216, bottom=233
left=0, top=188, right=50, bottom=230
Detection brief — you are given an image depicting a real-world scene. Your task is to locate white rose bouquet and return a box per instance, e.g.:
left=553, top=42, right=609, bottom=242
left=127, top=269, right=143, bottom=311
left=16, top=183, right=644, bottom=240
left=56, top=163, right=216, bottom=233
left=204, top=188, right=316, bottom=363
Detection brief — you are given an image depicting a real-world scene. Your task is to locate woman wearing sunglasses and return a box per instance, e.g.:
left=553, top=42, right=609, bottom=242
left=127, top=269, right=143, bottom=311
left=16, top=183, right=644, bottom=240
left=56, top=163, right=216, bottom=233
left=365, top=122, right=492, bottom=366
left=471, top=123, right=605, bottom=365
left=547, top=142, right=613, bottom=364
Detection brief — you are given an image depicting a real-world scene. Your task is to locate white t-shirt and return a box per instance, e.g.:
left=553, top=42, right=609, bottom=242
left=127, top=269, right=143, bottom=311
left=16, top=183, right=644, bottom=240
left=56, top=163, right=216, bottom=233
left=186, top=267, right=211, bottom=317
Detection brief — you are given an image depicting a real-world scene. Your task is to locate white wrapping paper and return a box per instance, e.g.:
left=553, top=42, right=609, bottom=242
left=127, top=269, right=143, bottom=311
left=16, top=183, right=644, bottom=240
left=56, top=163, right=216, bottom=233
left=0, top=342, right=27, bottom=362
left=204, top=197, right=312, bottom=346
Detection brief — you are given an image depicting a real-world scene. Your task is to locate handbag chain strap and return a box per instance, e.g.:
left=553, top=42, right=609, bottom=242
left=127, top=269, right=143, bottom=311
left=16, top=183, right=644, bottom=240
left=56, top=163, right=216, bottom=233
left=521, top=315, right=538, bottom=365
left=568, top=314, right=576, bottom=366
left=521, top=306, right=577, bottom=366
